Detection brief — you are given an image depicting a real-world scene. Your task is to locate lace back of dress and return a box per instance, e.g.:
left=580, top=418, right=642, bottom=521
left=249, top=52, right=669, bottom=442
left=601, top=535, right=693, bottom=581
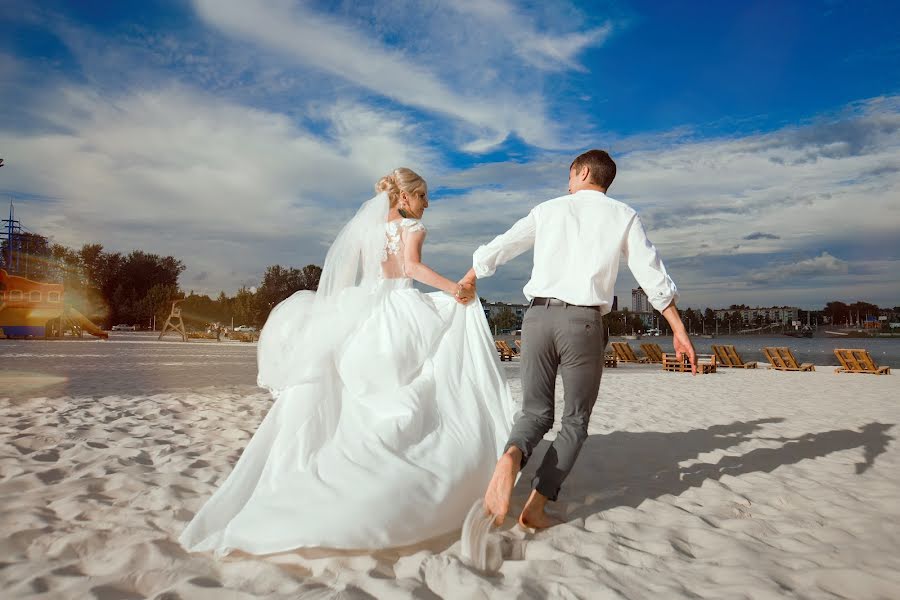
left=381, top=219, right=425, bottom=279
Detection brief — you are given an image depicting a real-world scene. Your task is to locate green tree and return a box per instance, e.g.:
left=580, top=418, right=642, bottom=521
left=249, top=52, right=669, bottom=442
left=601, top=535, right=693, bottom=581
left=489, top=306, right=517, bottom=333
left=0, top=232, right=52, bottom=280
left=215, top=291, right=232, bottom=324
left=180, top=292, right=224, bottom=330
left=823, top=301, right=850, bottom=325
left=682, top=308, right=698, bottom=334
left=606, top=310, right=624, bottom=336
left=232, top=286, right=260, bottom=329
left=133, top=284, right=179, bottom=329
left=627, top=314, right=646, bottom=333
left=256, top=264, right=322, bottom=324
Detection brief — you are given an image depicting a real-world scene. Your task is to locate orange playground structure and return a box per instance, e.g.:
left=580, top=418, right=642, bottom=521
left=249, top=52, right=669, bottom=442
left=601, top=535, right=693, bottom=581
left=0, top=269, right=107, bottom=339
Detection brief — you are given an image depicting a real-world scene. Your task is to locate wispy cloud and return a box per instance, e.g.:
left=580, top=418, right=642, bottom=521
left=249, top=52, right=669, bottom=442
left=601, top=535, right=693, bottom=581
left=189, top=0, right=544, bottom=150
left=189, top=0, right=609, bottom=152
left=748, top=252, right=850, bottom=284
left=450, top=0, right=612, bottom=72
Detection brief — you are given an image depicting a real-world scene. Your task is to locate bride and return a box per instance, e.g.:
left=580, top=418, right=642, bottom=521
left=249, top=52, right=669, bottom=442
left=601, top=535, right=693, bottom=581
left=179, top=168, right=516, bottom=554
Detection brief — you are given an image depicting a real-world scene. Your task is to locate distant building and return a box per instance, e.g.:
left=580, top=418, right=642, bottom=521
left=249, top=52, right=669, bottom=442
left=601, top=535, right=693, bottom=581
left=631, top=287, right=650, bottom=313
left=714, top=306, right=800, bottom=324
left=631, top=287, right=654, bottom=326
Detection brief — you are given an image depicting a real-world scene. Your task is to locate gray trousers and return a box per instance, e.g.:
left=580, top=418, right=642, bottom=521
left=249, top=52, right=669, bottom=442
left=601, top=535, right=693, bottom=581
left=506, top=303, right=605, bottom=501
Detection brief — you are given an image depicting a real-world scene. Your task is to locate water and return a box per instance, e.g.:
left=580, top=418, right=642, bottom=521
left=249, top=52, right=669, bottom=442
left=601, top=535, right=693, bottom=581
left=624, top=335, right=900, bottom=367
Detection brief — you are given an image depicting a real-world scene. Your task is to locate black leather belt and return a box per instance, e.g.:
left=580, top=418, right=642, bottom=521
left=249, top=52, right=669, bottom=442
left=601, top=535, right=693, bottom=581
left=531, top=297, right=601, bottom=312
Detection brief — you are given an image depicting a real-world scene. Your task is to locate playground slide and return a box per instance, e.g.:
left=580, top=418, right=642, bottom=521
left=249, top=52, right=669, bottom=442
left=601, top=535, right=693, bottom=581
left=67, top=307, right=109, bottom=339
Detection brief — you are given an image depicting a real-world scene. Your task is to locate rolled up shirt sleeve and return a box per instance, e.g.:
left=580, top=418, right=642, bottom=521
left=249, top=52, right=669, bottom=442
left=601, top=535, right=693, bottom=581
left=472, top=210, right=537, bottom=278
left=624, top=213, right=679, bottom=311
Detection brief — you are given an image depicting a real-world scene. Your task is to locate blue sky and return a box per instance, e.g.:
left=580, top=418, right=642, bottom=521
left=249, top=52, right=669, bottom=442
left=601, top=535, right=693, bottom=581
left=1, top=0, right=899, bottom=309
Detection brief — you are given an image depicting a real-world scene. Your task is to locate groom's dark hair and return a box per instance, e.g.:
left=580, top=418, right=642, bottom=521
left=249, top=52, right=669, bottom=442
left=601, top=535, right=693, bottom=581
left=570, top=150, right=616, bottom=189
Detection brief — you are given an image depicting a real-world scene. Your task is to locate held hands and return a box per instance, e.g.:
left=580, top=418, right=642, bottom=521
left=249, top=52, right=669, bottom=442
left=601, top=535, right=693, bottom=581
left=454, top=280, right=476, bottom=305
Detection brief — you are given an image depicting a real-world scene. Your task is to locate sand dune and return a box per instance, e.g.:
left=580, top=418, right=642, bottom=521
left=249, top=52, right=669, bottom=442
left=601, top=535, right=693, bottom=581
left=2, top=341, right=899, bottom=598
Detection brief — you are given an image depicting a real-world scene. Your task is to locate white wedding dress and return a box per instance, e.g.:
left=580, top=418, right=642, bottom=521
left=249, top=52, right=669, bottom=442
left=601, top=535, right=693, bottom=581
left=179, top=201, right=515, bottom=555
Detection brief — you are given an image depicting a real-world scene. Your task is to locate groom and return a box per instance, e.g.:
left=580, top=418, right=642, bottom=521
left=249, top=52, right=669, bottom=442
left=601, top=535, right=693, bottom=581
left=460, top=149, right=696, bottom=528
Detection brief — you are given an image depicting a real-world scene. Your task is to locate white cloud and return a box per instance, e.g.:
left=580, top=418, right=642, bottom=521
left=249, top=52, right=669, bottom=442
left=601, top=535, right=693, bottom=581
left=748, top=252, right=849, bottom=284
left=450, top=0, right=612, bottom=72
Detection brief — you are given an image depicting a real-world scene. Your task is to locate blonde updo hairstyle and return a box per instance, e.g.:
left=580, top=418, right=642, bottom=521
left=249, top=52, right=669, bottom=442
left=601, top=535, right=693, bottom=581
left=375, top=167, right=427, bottom=208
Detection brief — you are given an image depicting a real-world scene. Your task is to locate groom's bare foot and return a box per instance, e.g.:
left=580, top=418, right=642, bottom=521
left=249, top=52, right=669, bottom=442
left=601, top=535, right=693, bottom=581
left=518, top=489, right=562, bottom=530
left=484, top=447, right=522, bottom=526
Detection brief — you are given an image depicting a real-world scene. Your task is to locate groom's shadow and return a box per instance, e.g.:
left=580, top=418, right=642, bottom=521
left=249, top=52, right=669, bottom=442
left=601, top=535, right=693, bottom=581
left=512, top=418, right=894, bottom=523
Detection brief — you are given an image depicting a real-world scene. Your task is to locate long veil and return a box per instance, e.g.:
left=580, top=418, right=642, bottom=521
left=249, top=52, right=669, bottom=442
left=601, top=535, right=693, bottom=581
left=317, top=191, right=390, bottom=298
left=256, top=192, right=390, bottom=394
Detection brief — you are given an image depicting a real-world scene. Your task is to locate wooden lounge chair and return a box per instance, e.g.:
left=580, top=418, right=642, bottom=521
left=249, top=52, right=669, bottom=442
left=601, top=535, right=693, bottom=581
left=514, top=339, right=522, bottom=354
left=611, top=342, right=649, bottom=363
left=762, top=347, right=815, bottom=371
left=662, top=352, right=717, bottom=374
left=834, top=349, right=891, bottom=375
left=604, top=352, right=618, bottom=368
left=711, top=344, right=758, bottom=369
left=640, top=343, right=664, bottom=363
left=495, top=340, right=515, bottom=362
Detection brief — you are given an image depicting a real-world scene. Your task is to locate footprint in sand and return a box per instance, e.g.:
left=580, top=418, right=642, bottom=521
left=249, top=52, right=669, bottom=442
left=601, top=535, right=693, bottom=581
left=51, top=564, right=84, bottom=577
left=36, top=468, right=66, bottom=484
left=32, top=449, right=60, bottom=462
left=188, top=577, right=223, bottom=588
left=89, top=584, right=143, bottom=600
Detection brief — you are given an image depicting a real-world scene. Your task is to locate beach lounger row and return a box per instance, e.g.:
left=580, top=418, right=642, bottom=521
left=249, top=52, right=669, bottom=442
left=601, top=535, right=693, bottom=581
left=503, top=340, right=891, bottom=375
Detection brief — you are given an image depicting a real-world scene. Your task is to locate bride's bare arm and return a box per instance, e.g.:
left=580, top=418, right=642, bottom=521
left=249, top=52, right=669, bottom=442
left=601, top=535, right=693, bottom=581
left=402, top=229, right=467, bottom=297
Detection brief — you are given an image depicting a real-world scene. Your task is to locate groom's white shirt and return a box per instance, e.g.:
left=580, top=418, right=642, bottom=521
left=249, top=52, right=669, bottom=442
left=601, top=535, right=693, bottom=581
left=472, top=189, right=678, bottom=315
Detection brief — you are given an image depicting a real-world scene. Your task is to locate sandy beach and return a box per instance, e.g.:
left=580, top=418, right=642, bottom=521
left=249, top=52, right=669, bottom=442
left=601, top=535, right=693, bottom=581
left=2, top=336, right=899, bottom=599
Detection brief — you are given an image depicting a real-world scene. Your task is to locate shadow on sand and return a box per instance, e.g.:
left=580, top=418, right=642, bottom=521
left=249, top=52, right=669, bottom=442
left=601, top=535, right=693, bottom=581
left=514, top=418, right=894, bottom=521
left=260, top=418, right=892, bottom=572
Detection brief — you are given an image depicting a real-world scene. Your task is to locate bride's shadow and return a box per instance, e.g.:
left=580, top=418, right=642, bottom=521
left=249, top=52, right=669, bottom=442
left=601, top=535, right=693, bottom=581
left=513, top=417, right=894, bottom=523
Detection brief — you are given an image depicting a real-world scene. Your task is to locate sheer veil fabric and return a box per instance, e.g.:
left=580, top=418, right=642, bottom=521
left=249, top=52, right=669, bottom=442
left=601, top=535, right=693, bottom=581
left=179, top=193, right=516, bottom=554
